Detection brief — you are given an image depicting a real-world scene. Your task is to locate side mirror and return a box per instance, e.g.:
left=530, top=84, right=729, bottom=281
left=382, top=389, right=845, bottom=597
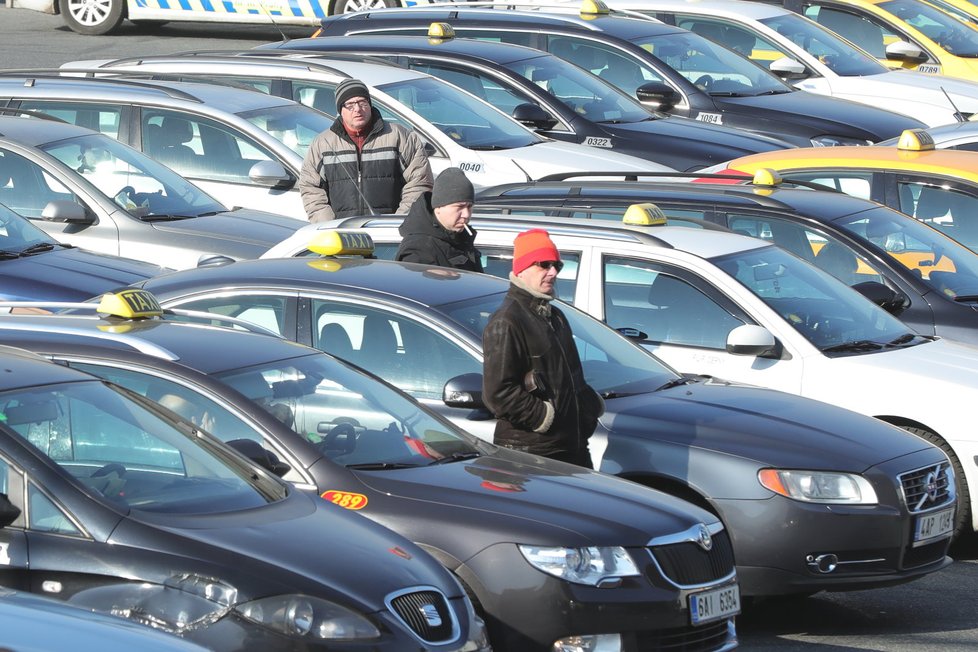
left=726, top=324, right=778, bottom=357
left=885, top=40, right=927, bottom=64
left=41, top=200, right=94, bottom=224
left=0, top=493, right=21, bottom=528
left=616, top=326, right=648, bottom=340
left=443, top=372, right=487, bottom=410
left=226, top=439, right=291, bottom=478
left=423, top=141, right=438, bottom=157
left=635, top=81, right=680, bottom=112
left=852, top=280, right=909, bottom=314
left=248, top=160, right=295, bottom=190
left=769, top=57, right=809, bottom=80
left=196, top=254, right=236, bottom=268
left=511, top=103, right=559, bottom=131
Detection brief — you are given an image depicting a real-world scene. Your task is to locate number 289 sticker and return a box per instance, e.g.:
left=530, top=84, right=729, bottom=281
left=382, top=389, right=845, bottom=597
left=321, top=490, right=368, bottom=510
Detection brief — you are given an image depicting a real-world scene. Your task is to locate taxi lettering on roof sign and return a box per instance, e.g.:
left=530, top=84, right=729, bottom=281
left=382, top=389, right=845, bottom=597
left=321, top=490, right=368, bottom=510
left=307, top=230, right=375, bottom=257
left=622, top=202, right=668, bottom=226
left=97, top=289, right=163, bottom=319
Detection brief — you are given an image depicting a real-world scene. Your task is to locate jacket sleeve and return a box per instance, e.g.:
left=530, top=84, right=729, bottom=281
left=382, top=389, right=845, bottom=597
left=298, top=135, right=337, bottom=223
left=396, top=130, right=434, bottom=215
left=394, top=237, right=425, bottom=264
left=483, top=316, right=554, bottom=433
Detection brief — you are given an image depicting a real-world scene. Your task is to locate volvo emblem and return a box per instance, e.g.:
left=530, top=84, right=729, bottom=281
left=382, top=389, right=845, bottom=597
left=419, top=603, right=442, bottom=628
left=695, top=524, right=713, bottom=551
left=923, top=471, right=940, bottom=503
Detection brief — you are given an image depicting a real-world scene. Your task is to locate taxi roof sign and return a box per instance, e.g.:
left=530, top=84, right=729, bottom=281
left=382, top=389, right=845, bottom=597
left=896, top=129, right=936, bottom=152
left=623, top=202, right=668, bottom=226
left=97, top=289, right=163, bottom=320
left=307, top=230, right=376, bottom=257
left=581, top=0, right=611, bottom=15
left=752, top=168, right=783, bottom=187
left=428, top=22, right=456, bottom=41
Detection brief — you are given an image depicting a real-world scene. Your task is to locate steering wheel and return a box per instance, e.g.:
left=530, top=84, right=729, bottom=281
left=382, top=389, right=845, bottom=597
left=114, top=185, right=137, bottom=206
left=320, top=422, right=357, bottom=456
left=90, top=463, right=127, bottom=498
left=694, top=74, right=715, bottom=91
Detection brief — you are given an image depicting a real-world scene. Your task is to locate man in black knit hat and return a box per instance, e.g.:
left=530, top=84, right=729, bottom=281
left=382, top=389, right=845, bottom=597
left=395, top=167, right=483, bottom=272
left=299, top=78, right=433, bottom=222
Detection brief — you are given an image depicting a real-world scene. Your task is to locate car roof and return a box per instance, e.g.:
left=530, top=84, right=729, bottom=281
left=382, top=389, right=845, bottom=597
left=726, top=144, right=978, bottom=178
left=613, top=0, right=790, bottom=19
left=0, top=344, right=93, bottom=390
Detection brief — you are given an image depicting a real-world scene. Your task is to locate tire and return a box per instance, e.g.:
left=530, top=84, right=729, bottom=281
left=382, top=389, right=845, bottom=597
left=330, top=0, right=398, bottom=15
left=59, top=0, right=125, bottom=35
left=903, top=426, right=970, bottom=541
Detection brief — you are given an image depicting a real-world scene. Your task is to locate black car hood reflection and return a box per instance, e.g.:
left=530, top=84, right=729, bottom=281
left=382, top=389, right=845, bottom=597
left=606, top=381, right=929, bottom=470
left=3, top=247, right=166, bottom=301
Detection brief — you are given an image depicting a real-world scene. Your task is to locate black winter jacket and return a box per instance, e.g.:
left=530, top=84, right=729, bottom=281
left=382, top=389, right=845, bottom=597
left=395, top=193, right=483, bottom=272
left=482, top=276, right=603, bottom=465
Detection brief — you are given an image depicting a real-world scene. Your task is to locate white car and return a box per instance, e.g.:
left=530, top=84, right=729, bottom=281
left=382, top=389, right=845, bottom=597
left=605, top=0, right=978, bottom=126
left=63, top=54, right=671, bottom=194
left=266, top=211, right=978, bottom=538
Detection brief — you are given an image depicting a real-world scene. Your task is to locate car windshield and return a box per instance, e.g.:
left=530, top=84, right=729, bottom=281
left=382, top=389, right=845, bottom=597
left=0, top=201, right=59, bottom=251
left=504, top=53, right=656, bottom=123
left=711, top=244, right=916, bottom=353
left=377, top=77, right=543, bottom=149
left=758, top=13, right=889, bottom=76
left=836, top=205, right=978, bottom=300
left=238, top=103, right=334, bottom=159
left=40, top=133, right=226, bottom=219
left=438, top=292, right=679, bottom=397
left=213, top=353, right=489, bottom=468
left=879, top=0, right=978, bottom=57
left=633, top=31, right=791, bottom=96
left=0, top=379, right=285, bottom=515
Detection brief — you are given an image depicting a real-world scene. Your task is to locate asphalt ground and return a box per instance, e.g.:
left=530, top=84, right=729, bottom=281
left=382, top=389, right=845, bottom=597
left=2, top=4, right=978, bottom=648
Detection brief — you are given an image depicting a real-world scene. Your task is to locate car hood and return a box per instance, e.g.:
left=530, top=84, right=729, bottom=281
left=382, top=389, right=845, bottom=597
left=812, top=70, right=978, bottom=115
left=149, top=208, right=302, bottom=252
left=1, top=247, right=168, bottom=301
left=717, top=89, right=925, bottom=142
left=347, top=449, right=715, bottom=548
left=481, top=139, right=675, bottom=175
left=605, top=381, right=930, bottom=471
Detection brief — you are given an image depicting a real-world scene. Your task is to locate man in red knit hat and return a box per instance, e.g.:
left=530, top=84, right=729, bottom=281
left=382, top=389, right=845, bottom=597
left=482, top=229, right=604, bottom=468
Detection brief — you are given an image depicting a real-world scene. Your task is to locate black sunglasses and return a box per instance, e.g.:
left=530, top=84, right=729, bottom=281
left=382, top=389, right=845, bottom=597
left=534, top=260, right=564, bottom=272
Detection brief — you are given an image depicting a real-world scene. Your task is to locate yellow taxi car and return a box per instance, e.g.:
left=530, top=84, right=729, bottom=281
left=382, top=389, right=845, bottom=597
left=709, top=129, right=978, bottom=251
left=769, top=0, right=978, bottom=80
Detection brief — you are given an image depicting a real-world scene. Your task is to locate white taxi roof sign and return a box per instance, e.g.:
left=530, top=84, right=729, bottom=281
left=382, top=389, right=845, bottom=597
left=581, top=0, right=611, bottom=16
left=623, top=202, right=667, bottom=226
left=97, top=289, right=163, bottom=319
left=428, top=22, right=456, bottom=40
left=307, top=230, right=375, bottom=257
left=896, top=129, right=935, bottom=152
left=752, top=168, right=782, bottom=187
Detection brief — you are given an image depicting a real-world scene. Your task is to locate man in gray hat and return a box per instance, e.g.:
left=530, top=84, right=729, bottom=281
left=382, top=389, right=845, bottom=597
left=299, top=78, right=433, bottom=222
left=395, top=167, right=483, bottom=272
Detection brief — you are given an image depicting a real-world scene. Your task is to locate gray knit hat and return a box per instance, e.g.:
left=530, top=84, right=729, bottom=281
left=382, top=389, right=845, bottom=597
left=431, top=167, right=475, bottom=208
left=335, top=78, right=371, bottom=113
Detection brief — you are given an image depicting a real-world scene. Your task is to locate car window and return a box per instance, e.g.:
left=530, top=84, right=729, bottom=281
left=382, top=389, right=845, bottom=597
left=141, top=109, right=276, bottom=184
left=476, top=245, right=580, bottom=303
left=803, top=5, right=894, bottom=58
left=897, top=181, right=978, bottom=252
left=776, top=170, right=873, bottom=198
left=603, top=256, right=744, bottom=348
left=675, top=17, right=773, bottom=60
left=879, top=0, right=978, bottom=56
left=0, top=149, right=80, bottom=219
left=15, top=101, right=122, bottom=139
left=758, top=12, right=889, bottom=76
left=172, top=294, right=290, bottom=336
left=311, top=300, right=481, bottom=400
left=409, top=62, right=547, bottom=124
left=28, top=483, right=80, bottom=535
left=545, top=36, right=668, bottom=99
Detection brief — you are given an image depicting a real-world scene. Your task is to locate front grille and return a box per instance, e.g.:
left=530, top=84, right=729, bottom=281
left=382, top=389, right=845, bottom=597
left=651, top=530, right=736, bottom=587
left=387, top=588, right=457, bottom=644
left=633, top=619, right=732, bottom=651
left=900, top=461, right=954, bottom=513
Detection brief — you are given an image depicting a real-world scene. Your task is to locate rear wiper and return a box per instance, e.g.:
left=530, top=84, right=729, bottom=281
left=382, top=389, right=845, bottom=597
left=428, top=451, right=482, bottom=466
left=820, top=339, right=886, bottom=353
left=346, top=462, right=422, bottom=470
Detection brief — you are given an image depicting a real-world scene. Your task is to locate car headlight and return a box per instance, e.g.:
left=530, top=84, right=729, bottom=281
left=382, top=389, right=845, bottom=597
left=518, top=546, right=640, bottom=586
left=758, top=468, right=878, bottom=504
left=810, top=135, right=873, bottom=147
left=235, top=595, right=380, bottom=640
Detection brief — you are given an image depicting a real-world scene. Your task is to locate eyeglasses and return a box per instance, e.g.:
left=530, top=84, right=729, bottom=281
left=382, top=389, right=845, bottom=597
left=534, top=260, right=564, bottom=272
left=341, top=100, right=370, bottom=111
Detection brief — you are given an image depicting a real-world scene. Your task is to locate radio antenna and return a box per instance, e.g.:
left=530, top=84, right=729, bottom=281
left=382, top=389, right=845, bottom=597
left=256, top=0, right=290, bottom=43
left=942, top=86, right=967, bottom=123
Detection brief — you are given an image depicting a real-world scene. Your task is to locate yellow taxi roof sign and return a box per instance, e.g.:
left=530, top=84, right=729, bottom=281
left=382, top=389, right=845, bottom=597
left=581, top=0, right=611, bottom=16
left=307, top=230, right=375, bottom=257
left=428, top=22, right=455, bottom=41
left=623, top=202, right=668, bottom=226
left=896, top=129, right=936, bottom=152
left=97, top=289, right=163, bottom=319
left=752, top=168, right=782, bottom=187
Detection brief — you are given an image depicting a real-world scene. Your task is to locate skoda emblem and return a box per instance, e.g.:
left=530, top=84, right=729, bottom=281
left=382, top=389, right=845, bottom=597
left=924, top=471, right=940, bottom=503
left=420, top=603, right=442, bottom=628
left=695, top=524, right=713, bottom=551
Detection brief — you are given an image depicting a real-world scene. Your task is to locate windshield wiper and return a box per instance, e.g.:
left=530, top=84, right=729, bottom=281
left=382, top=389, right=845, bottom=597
left=467, top=145, right=509, bottom=151
left=754, top=89, right=793, bottom=96
left=346, top=462, right=422, bottom=470
left=887, top=333, right=919, bottom=346
left=820, top=339, right=886, bottom=353
left=428, top=451, right=482, bottom=466
left=141, top=214, right=197, bottom=222
left=655, top=377, right=695, bottom=391
left=18, top=243, right=59, bottom=255
left=952, top=294, right=978, bottom=303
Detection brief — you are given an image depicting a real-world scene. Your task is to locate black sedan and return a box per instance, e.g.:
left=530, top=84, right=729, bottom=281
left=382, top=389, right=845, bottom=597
left=311, top=5, right=925, bottom=145
left=0, top=290, right=740, bottom=652
left=0, top=344, right=487, bottom=651
left=134, top=256, right=955, bottom=599
left=257, top=34, right=793, bottom=171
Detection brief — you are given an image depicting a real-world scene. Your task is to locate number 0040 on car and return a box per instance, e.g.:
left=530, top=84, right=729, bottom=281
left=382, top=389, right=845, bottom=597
left=914, top=507, right=955, bottom=545
left=689, top=583, right=740, bottom=625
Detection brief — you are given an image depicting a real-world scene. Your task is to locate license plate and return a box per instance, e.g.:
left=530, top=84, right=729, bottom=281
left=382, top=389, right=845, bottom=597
left=914, top=507, right=954, bottom=545
left=917, top=64, right=941, bottom=74
left=689, top=583, right=740, bottom=626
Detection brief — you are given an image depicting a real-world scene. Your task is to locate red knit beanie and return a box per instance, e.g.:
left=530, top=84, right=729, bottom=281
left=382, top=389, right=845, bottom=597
left=512, top=229, right=560, bottom=275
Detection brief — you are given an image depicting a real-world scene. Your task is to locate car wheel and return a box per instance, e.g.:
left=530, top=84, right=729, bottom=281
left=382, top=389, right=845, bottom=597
left=59, top=0, right=125, bottom=35
left=329, top=0, right=398, bottom=15
left=903, top=426, right=970, bottom=541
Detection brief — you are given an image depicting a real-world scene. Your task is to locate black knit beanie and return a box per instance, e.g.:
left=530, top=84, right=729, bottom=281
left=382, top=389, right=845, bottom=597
left=431, top=167, right=475, bottom=208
